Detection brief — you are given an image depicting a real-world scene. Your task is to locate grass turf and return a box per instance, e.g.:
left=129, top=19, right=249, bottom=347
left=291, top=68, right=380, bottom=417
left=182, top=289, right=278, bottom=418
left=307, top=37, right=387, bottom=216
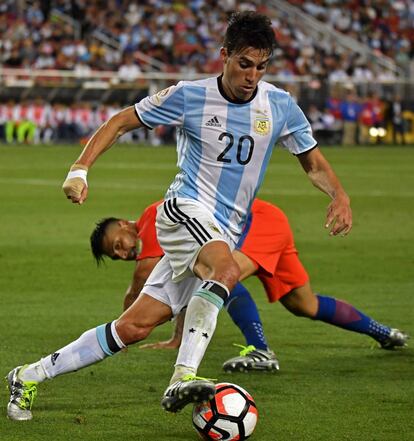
left=0, top=144, right=413, bottom=441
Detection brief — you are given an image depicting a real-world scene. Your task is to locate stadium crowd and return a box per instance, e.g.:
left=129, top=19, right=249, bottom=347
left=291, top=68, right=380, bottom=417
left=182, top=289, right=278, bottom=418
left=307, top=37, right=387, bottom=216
left=0, top=92, right=408, bottom=146
left=1, top=0, right=413, bottom=80
left=0, top=1, right=412, bottom=146
left=296, top=0, right=414, bottom=74
left=0, top=100, right=128, bottom=144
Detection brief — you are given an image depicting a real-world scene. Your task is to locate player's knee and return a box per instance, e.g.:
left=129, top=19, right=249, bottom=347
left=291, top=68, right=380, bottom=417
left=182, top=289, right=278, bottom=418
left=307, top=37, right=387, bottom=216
left=281, top=295, right=315, bottom=318
left=115, top=318, right=154, bottom=345
left=216, top=259, right=240, bottom=292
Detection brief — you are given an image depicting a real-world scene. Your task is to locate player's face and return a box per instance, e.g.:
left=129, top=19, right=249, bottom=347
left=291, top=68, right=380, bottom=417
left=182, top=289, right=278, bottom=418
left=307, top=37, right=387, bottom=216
left=102, top=221, right=139, bottom=261
left=221, top=47, right=270, bottom=101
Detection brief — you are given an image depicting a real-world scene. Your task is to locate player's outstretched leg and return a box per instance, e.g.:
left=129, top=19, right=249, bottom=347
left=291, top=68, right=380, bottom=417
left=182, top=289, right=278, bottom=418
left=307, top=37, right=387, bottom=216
left=314, top=295, right=409, bottom=349
left=161, top=374, right=216, bottom=413
left=6, top=322, right=124, bottom=420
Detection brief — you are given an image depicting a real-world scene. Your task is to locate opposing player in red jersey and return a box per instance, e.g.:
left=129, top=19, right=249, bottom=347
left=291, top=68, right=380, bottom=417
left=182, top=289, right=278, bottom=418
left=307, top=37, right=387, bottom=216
left=90, top=199, right=408, bottom=373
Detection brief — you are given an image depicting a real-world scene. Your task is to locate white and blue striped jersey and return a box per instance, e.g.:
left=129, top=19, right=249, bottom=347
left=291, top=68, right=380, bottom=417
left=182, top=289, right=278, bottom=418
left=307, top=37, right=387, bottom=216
left=134, top=76, right=316, bottom=240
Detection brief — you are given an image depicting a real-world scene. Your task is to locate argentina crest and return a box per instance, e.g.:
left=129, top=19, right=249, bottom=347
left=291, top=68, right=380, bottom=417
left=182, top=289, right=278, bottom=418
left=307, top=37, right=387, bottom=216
left=254, top=116, right=270, bottom=136
left=150, top=86, right=173, bottom=106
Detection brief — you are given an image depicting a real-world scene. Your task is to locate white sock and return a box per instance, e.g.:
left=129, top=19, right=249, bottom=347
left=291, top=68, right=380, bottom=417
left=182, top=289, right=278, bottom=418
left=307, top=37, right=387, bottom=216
left=19, top=361, right=47, bottom=383
left=19, top=323, right=125, bottom=382
left=173, top=281, right=228, bottom=383
left=169, top=365, right=196, bottom=385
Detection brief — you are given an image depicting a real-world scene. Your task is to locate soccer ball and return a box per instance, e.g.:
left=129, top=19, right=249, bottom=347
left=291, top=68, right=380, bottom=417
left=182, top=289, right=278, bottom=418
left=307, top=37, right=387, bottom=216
left=192, top=382, right=258, bottom=440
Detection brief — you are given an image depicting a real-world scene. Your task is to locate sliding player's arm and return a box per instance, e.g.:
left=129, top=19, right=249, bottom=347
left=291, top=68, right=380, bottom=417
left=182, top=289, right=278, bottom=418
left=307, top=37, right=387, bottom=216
left=123, top=257, right=161, bottom=310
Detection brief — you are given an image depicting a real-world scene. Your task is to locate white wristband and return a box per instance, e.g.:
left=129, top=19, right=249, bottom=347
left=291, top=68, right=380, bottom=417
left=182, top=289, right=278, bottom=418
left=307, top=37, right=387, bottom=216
left=66, top=169, right=88, bottom=184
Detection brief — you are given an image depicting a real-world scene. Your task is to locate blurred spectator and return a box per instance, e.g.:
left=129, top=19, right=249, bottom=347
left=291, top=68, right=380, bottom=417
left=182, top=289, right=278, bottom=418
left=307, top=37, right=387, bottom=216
left=385, top=95, right=407, bottom=144
left=29, top=98, right=53, bottom=144
left=73, top=102, right=95, bottom=139
left=307, top=104, right=341, bottom=145
left=307, top=104, right=324, bottom=132
left=0, top=100, right=16, bottom=143
left=15, top=100, right=36, bottom=144
left=117, top=54, right=141, bottom=82
left=352, top=62, right=375, bottom=83
left=48, top=102, right=72, bottom=141
left=4, top=46, right=23, bottom=67
left=340, top=89, right=362, bottom=145
left=326, top=89, right=342, bottom=121
left=358, top=92, right=386, bottom=144
left=74, top=59, right=92, bottom=78
left=325, top=88, right=344, bottom=140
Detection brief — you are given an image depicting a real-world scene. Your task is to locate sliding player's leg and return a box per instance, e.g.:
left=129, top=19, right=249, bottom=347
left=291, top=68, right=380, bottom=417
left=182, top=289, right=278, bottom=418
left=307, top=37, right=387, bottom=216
left=281, top=282, right=409, bottom=349
left=6, top=291, right=173, bottom=421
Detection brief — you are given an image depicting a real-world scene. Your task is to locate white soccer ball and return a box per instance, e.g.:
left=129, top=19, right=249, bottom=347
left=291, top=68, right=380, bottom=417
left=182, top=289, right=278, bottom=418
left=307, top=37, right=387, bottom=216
left=192, top=382, right=258, bottom=440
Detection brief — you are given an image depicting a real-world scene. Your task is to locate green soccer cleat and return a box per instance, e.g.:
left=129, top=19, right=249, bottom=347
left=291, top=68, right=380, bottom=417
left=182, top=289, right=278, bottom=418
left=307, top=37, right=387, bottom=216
left=222, top=344, right=280, bottom=373
left=380, top=328, right=409, bottom=350
left=6, top=365, right=38, bottom=421
left=161, top=374, right=216, bottom=413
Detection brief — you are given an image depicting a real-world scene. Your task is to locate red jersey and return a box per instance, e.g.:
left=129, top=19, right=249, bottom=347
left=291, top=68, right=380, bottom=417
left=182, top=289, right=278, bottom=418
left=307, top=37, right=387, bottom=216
left=135, top=201, right=164, bottom=260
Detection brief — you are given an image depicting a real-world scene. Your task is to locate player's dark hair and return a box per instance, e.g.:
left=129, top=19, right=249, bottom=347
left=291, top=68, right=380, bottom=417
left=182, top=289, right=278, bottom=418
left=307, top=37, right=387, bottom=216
left=223, top=11, right=275, bottom=56
left=90, top=217, right=119, bottom=265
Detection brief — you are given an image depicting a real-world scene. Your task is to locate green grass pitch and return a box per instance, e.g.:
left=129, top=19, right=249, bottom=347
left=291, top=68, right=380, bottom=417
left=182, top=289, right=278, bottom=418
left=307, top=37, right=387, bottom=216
left=0, top=144, right=413, bottom=441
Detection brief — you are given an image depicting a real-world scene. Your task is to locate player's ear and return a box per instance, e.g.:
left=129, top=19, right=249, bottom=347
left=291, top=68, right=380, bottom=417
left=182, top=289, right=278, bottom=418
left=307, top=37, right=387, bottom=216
left=220, top=47, right=228, bottom=64
left=118, top=219, right=129, bottom=228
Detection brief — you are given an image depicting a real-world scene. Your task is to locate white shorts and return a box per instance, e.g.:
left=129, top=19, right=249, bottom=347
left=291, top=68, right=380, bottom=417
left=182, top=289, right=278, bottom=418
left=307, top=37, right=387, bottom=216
left=156, top=197, right=235, bottom=282
left=142, top=255, right=202, bottom=317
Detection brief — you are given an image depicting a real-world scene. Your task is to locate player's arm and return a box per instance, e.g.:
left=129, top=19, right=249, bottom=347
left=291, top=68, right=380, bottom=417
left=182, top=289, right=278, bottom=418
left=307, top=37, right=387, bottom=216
left=297, top=147, right=352, bottom=236
left=124, top=256, right=161, bottom=310
left=62, top=106, right=142, bottom=204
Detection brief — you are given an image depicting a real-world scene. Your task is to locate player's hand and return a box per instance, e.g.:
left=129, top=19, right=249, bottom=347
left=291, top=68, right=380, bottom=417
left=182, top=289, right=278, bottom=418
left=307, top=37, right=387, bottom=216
left=325, top=193, right=352, bottom=236
left=138, top=339, right=180, bottom=350
left=62, top=164, right=89, bottom=204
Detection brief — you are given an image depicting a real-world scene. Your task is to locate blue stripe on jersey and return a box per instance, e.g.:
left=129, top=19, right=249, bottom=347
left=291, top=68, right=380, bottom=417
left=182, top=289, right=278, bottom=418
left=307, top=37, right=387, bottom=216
left=174, top=86, right=207, bottom=200
left=140, top=87, right=184, bottom=128
left=236, top=211, right=253, bottom=248
left=214, top=103, right=251, bottom=230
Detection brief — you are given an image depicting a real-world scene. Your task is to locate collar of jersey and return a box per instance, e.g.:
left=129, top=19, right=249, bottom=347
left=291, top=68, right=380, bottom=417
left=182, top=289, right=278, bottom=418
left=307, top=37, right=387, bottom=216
left=217, top=74, right=258, bottom=104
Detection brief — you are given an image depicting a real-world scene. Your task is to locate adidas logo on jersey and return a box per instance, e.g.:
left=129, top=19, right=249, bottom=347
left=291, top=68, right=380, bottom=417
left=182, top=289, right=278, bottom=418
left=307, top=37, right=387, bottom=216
left=205, top=116, right=221, bottom=127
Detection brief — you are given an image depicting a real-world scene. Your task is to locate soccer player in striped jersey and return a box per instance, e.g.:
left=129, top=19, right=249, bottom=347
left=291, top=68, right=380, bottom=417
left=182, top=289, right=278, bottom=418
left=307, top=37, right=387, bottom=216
left=7, top=11, right=354, bottom=420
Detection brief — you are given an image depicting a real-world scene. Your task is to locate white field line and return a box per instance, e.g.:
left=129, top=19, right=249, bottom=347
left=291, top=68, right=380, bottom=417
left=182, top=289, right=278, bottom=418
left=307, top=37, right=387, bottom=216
left=1, top=178, right=413, bottom=197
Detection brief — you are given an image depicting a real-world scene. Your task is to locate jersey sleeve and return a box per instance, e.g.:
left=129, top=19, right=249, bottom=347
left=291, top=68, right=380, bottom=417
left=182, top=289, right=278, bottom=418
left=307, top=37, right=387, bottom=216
left=136, top=201, right=164, bottom=260
left=134, top=82, right=185, bottom=129
left=279, top=97, right=317, bottom=155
